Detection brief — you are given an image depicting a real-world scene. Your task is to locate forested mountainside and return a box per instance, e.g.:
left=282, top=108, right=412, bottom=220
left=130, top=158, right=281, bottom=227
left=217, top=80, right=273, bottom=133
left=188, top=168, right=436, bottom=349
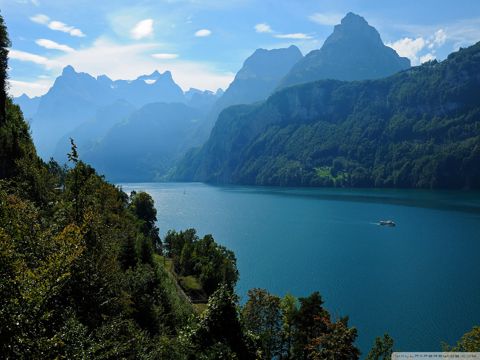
left=278, top=13, right=410, bottom=89
left=174, top=42, right=480, bottom=189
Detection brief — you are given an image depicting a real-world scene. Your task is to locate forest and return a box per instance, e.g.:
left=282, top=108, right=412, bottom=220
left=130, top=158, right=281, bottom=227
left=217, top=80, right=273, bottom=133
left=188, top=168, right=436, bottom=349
left=0, top=11, right=479, bottom=359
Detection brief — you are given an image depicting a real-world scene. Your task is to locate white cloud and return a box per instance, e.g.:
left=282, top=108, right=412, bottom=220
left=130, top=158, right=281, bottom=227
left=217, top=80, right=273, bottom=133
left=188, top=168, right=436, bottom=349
left=195, top=29, right=212, bottom=37
left=9, top=49, right=59, bottom=68
left=309, top=12, right=342, bottom=26
left=36, top=39, right=74, bottom=53
left=8, top=79, right=52, bottom=97
left=254, top=23, right=315, bottom=41
left=387, top=28, right=449, bottom=65
left=131, top=19, right=154, bottom=40
left=152, top=53, right=179, bottom=59
left=420, top=53, right=436, bottom=63
left=15, top=0, right=40, bottom=6
left=387, top=37, right=426, bottom=64
left=30, top=14, right=85, bottom=37
left=30, top=14, right=49, bottom=25
left=431, top=29, right=447, bottom=48
left=275, top=33, right=313, bottom=40
left=255, top=23, right=273, bottom=33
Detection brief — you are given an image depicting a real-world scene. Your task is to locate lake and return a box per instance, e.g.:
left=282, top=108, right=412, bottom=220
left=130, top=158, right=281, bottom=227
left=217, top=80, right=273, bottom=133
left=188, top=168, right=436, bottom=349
left=119, top=182, right=480, bottom=355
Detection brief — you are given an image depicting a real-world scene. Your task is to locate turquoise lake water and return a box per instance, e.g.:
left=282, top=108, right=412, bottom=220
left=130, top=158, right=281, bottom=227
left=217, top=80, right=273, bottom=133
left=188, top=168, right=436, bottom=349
left=119, top=182, right=480, bottom=355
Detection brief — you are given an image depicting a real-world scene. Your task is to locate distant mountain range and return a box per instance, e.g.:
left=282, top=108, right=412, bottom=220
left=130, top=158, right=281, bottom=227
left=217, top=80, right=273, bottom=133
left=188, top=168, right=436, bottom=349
left=16, top=12, right=454, bottom=185
left=173, top=41, right=480, bottom=189
left=17, top=66, right=222, bottom=160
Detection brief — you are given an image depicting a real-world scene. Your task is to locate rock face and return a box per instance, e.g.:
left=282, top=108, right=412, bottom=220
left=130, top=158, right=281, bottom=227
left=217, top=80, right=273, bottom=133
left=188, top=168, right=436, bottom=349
left=278, top=12, right=410, bottom=89
left=173, top=42, right=480, bottom=189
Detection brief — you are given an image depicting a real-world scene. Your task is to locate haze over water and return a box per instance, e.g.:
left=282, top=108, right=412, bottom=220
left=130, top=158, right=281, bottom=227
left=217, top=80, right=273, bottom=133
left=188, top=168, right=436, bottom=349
left=120, top=182, right=480, bottom=355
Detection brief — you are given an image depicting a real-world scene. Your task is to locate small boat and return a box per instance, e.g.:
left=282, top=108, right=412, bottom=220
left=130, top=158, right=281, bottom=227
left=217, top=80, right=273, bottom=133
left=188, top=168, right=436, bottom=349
left=379, top=220, right=396, bottom=227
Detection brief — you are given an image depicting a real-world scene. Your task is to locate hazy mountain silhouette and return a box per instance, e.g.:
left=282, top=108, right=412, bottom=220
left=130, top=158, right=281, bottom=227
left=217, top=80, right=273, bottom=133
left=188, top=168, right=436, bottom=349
left=15, top=66, right=212, bottom=159
left=83, top=102, right=204, bottom=181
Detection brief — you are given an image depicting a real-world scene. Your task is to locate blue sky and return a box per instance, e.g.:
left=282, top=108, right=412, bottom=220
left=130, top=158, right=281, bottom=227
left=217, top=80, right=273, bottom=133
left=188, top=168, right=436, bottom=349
left=1, top=0, right=480, bottom=97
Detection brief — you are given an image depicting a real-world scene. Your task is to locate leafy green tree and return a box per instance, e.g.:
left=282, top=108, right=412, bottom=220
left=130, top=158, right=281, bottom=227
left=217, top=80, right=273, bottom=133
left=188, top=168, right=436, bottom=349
left=366, top=333, right=394, bottom=360
left=129, top=191, right=161, bottom=252
left=292, top=291, right=328, bottom=359
left=185, top=285, right=257, bottom=360
left=242, top=288, right=283, bottom=359
left=442, top=326, right=480, bottom=352
left=306, top=316, right=360, bottom=360
left=280, top=293, right=298, bottom=359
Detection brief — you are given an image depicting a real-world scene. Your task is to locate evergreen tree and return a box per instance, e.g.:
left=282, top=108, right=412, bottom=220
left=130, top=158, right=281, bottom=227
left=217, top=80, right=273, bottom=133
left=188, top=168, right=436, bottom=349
left=0, top=11, right=9, bottom=125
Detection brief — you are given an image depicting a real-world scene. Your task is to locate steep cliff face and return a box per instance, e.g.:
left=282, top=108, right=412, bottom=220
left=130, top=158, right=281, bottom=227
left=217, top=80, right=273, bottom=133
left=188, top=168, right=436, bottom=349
left=278, top=13, right=410, bottom=89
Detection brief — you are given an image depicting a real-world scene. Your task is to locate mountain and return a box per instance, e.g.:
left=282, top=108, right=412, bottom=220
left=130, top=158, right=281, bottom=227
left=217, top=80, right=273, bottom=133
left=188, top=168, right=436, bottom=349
left=184, top=87, right=224, bottom=112
left=15, top=66, right=201, bottom=159
left=12, top=93, right=40, bottom=120
left=83, top=102, right=204, bottom=181
left=173, top=42, right=480, bottom=189
left=213, top=45, right=303, bottom=112
left=278, top=12, right=410, bottom=89
left=52, top=99, right=136, bottom=162
left=197, top=45, right=303, bottom=138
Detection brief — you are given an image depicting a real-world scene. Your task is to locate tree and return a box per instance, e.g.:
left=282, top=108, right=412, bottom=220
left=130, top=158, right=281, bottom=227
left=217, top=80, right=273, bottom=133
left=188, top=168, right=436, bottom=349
left=366, top=333, right=394, bottom=360
left=280, top=293, right=298, bottom=359
left=0, top=12, right=10, bottom=125
left=292, top=292, right=328, bottom=359
left=442, top=326, right=480, bottom=352
left=242, top=288, right=283, bottom=359
left=307, top=316, right=360, bottom=360
left=186, top=285, right=257, bottom=360
left=129, top=191, right=161, bottom=251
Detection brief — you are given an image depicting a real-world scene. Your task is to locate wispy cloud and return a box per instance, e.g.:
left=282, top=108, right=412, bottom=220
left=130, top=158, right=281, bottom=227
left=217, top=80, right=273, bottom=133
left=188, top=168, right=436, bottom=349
left=36, top=39, right=74, bottom=53
left=309, top=12, right=342, bottom=26
left=30, top=14, right=49, bottom=25
left=254, top=23, right=273, bottom=33
left=131, top=19, right=154, bottom=40
left=8, top=79, right=52, bottom=97
left=14, top=0, right=40, bottom=6
left=152, top=53, right=179, bottom=59
left=195, top=29, right=212, bottom=37
left=9, top=49, right=59, bottom=67
left=30, top=14, right=85, bottom=37
left=254, top=22, right=314, bottom=41
left=274, top=33, right=313, bottom=40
